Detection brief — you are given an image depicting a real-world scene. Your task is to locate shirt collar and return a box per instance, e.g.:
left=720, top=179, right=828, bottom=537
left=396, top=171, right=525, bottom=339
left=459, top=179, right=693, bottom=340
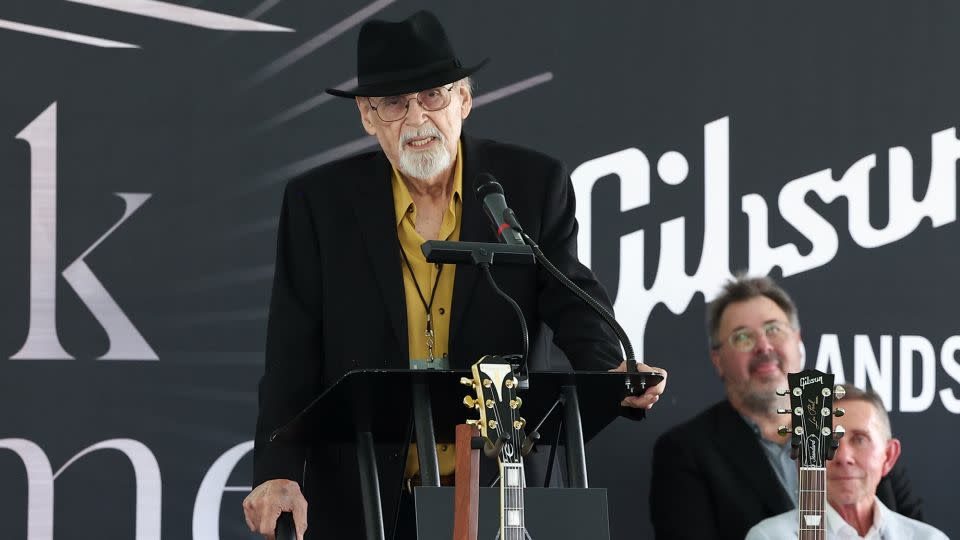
left=738, top=412, right=792, bottom=449
left=391, top=140, right=463, bottom=227
left=826, top=495, right=887, bottom=538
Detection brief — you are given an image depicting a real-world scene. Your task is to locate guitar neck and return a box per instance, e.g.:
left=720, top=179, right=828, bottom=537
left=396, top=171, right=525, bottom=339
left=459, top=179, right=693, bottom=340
left=499, top=460, right=525, bottom=540
left=798, top=466, right=827, bottom=539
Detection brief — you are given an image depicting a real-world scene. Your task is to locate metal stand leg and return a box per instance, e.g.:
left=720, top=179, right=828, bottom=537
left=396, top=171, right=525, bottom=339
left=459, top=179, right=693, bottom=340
left=411, top=381, right=441, bottom=486
left=561, top=385, right=588, bottom=488
left=357, top=430, right=386, bottom=540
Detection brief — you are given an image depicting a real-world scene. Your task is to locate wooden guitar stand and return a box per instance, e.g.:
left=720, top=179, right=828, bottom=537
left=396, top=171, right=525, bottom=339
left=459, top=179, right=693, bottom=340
left=453, top=423, right=482, bottom=540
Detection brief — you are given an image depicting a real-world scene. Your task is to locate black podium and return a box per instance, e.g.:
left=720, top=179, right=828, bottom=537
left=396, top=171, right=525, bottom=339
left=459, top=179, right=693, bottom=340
left=270, top=367, right=662, bottom=540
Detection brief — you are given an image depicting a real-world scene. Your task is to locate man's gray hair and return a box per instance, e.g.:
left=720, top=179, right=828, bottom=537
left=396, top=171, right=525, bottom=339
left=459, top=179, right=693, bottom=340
left=838, top=383, right=892, bottom=440
left=460, top=76, right=474, bottom=96
left=706, top=274, right=800, bottom=348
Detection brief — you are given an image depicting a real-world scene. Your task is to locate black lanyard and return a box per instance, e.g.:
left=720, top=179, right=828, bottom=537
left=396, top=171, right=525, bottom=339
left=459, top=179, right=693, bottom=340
left=398, top=236, right=443, bottom=361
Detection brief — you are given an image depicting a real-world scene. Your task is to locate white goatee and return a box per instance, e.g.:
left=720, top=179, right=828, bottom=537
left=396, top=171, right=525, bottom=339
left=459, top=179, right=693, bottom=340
left=397, top=126, right=452, bottom=180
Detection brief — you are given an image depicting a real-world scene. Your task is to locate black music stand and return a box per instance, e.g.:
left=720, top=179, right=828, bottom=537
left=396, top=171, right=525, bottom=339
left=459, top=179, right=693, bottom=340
left=270, top=367, right=662, bottom=540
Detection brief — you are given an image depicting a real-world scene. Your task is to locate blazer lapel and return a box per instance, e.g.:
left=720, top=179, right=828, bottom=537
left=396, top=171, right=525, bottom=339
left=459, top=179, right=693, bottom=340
left=448, top=135, right=492, bottom=358
left=351, top=152, right=408, bottom=362
left=713, top=402, right=795, bottom=513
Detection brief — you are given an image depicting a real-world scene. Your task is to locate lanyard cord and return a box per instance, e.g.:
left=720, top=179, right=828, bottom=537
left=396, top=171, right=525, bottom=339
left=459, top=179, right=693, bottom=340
left=398, top=235, right=443, bottom=359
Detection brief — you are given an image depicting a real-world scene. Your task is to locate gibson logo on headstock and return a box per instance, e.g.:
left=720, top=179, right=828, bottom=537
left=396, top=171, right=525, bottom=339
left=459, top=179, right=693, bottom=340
left=800, top=375, right=823, bottom=388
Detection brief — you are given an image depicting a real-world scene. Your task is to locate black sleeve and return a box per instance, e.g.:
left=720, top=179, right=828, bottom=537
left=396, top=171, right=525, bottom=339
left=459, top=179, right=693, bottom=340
left=253, top=182, right=326, bottom=486
left=877, top=459, right=924, bottom=521
left=649, top=431, right=722, bottom=540
left=533, top=160, right=622, bottom=370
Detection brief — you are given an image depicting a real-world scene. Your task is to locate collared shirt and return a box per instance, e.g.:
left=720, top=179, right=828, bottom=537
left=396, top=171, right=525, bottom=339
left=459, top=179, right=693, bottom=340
left=745, top=496, right=950, bottom=539
left=395, top=142, right=463, bottom=479
left=826, top=498, right=885, bottom=540
left=392, top=141, right=463, bottom=370
left=740, top=413, right=799, bottom=505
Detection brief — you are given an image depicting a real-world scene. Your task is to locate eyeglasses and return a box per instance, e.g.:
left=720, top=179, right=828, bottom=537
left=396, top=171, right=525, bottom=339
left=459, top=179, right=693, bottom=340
left=367, top=84, right=456, bottom=122
left=715, top=321, right=794, bottom=352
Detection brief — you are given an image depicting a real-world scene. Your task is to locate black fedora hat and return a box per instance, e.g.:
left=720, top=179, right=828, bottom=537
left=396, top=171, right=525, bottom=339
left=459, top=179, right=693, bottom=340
left=326, top=10, right=488, bottom=98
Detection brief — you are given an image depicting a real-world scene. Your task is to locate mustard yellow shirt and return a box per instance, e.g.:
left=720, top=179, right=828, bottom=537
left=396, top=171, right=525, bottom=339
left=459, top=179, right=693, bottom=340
left=391, top=141, right=463, bottom=368
left=394, top=143, right=463, bottom=478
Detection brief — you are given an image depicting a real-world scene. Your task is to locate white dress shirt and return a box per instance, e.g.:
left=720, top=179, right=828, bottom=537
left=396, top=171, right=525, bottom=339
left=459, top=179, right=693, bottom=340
left=745, top=496, right=949, bottom=539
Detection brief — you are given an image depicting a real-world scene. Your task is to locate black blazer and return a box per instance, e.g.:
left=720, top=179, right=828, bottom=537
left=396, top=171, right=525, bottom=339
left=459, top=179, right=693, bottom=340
left=649, top=400, right=923, bottom=540
left=253, top=135, right=622, bottom=537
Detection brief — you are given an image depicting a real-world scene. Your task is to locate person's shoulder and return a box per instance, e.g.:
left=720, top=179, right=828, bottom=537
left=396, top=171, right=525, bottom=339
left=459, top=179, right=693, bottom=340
left=887, top=510, right=950, bottom=539
left=466, top=135, right=562, bottom=170
left=285, top=149, right=384, bottom=194
left=745, top=509, right=795, bottom=540
left=656, top=400, right=733, bottom=444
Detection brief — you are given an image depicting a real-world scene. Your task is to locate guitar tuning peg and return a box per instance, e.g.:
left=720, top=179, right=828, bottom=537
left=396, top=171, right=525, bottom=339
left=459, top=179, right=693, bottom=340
left=513, top=417, right=526, bottom=430
left=463, top=396, right=480, bottom=409
left=834, top=385, right=846, bottom=399
left=777, top=425, right=789, bottom=436
left=510, top=398, right=523, bottom=410
left=834, top=407, right=845, bottom=417
left=466, top=419, right=480, bottom=426
left=460, top=377, right=476, bottom=388
left=833, top=425, right=845, bottom=440
left=776, top=408, right=790, bottom=414
left=775, top=388, right=788, bottom=396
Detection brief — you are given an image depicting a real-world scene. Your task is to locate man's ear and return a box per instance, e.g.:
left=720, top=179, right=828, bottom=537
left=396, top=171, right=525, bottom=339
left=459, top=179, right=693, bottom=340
left=881, top=438, right=902, bottom=477
left=459, top=83, right=472, bottom=120
left=710, top=348, right=724, bottom=379
left=356, top=97, right=376, bottom=135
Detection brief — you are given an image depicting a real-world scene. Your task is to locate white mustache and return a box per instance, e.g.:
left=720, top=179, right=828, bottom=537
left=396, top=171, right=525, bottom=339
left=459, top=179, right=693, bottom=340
left=400, top=126, right=444, bottom=146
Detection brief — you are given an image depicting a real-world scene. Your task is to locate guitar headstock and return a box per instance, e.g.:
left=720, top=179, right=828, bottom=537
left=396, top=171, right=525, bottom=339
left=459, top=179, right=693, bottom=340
left=778, top=369, right=846, bottom=465
left=460, top=355, right=528, bottom=463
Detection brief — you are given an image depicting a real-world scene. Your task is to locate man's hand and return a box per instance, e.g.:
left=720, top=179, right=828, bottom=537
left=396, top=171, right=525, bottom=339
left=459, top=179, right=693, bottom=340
left=610, top=361, right=668, bottom=409
left=243, top=479, right=308, bottom=540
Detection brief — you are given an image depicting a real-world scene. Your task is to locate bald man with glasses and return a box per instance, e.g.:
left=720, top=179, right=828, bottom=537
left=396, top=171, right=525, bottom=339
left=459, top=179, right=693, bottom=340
left=649, top=275, right=922, bottom=540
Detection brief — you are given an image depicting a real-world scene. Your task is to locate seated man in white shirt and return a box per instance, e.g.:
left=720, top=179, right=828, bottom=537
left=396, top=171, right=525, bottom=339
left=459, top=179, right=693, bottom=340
left=745, top=384, right=947, bottom=540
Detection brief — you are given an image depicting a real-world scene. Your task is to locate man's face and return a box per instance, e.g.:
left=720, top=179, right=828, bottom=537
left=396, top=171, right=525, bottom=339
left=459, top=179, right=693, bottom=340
left=710, top=296, right=803, bottom=413
left=356, top=81, right=472, bottom=181
left=827, top=399, right=901, bottom=507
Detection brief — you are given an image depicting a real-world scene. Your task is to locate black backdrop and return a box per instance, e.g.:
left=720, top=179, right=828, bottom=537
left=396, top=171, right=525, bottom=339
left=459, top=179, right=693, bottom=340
left=1, top=1, right=958, bottom=539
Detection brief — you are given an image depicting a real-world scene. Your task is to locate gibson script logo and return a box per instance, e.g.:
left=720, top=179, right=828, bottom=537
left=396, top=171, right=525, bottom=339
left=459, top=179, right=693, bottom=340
left=572, top=117, right=960, bottom=350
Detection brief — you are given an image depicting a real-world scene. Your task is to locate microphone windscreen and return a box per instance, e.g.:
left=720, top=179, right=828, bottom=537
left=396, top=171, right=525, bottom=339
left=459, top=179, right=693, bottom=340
left=475, top=173, right=504, bottom=199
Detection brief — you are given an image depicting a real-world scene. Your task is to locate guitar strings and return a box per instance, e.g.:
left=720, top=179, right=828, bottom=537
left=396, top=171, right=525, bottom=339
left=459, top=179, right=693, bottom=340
left=489, top=382, right=518, bottom=540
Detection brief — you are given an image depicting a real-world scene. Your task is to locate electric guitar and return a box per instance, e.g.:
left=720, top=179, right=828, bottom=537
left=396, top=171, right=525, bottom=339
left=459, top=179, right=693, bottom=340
left=461, top=355, right=533, bottom=540
left=778, top=369, right=846, bottom=540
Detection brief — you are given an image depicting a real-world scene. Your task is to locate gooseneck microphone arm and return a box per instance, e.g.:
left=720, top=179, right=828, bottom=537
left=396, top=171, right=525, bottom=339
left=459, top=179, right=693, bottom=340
left=517, top=230, right=639, bottom=373
left=477, top=262, right=530, bottom=368
left=476, top=175, right=640, bottom=375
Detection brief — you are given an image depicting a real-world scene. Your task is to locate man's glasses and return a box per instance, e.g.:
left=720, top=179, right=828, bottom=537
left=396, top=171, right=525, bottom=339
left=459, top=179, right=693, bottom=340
left=715, top=321, right=794, bottom=352
left=367, top=84, right=456, bottom=122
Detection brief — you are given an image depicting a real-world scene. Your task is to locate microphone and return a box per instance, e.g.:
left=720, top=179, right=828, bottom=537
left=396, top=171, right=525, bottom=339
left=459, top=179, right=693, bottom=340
left=476, top=174, right=525, bottom=245
left=474, top=173, right=656, bottom=417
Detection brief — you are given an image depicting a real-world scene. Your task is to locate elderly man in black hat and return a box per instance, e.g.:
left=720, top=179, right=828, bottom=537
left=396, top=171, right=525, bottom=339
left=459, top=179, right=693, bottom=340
left=243, top=10, right=666, bottom=539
